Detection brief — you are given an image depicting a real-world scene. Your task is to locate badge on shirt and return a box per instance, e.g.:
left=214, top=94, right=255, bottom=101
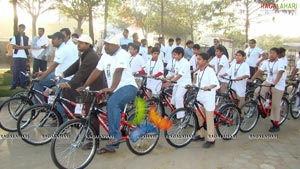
left=106, top=64, right=111, bottom=79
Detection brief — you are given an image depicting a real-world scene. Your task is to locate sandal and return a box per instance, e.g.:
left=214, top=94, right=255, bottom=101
left=106, top=139, right=125, bottom=147
left=97, top=147, right=116, bottom=154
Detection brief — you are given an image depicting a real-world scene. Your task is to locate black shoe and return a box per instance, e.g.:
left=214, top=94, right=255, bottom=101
left=192, top=135, right=205, bottom=141
left=202, top=141, right=215, bottom=148
left=81, top=141, right=94, bottom=150
left=9, top=87, right=16, bottom=90
left=269, top=126, right=280, bottom=132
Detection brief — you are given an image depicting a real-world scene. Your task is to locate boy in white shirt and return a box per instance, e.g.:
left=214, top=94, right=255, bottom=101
left=249, top=47, right=286, bottom=132
left=193, top=53, right=220, bottom=148
left=219, top=50, right=250, bottom=108
left=166, top=47, right=191, bottom=118
left=190, top=44, right=201, bottom=81
left=128, top=44, right=145, bottom=73
left=209, top=46, right=229, bottom=92
left=290, top=51, right=300, bottom=77
left=137, top=47, right=164, bottom=95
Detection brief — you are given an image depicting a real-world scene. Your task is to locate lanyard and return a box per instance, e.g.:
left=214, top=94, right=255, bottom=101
left=234, top=62, right=243, bottom=76
left=129, top=56, right=134, bottom=67
left=171, top=59, right=175, bottom=71
left=149, top=60, right=157, bottom=75
left=247, top=48, right=254, bottom=58
left=268, top=60, right=277, bottom=76
left=197, top=66, right=207, bottom=88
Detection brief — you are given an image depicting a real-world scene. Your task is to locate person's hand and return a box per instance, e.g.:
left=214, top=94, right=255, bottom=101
left=99, top=88, right=113, bottom=94
left=76, top=86, right=86, bottom=93
left=247, top=79, right=253, bottom=83
left=42, top=55, right=46, bottom=60
left=41, top=45, right=47, bottom=49
left=59, top=83, right=71, bottom=89
left=219, top=74, right=225, bottom=78
left=202, top=86, right=211, bottom=91
left=34, top=71, right=43, bottom=77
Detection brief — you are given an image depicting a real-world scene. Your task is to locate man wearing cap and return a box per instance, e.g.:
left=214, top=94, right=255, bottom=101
left=77, top=36, right=138, bottom=154
left=207, top=38, right=229, bottom=59
left=34, top=32, right=77, bottom=106
left=59, top=34, right=107, bottom=123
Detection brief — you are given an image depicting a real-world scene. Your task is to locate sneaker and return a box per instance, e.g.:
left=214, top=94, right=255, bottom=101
left=269, top=126, right=280, bottom=132
left=202, top=141, right=215, bottom=148
left=192, top=135, right=205, bottom=141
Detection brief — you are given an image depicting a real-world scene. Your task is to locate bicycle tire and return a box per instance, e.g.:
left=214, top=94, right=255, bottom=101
left=239, top=101, right=260, bottom=133
left=279, top=97, right=289, bottom=125
left=17, top=104, right=63, bottom=145
left=289, top=93, right=300, bottom=119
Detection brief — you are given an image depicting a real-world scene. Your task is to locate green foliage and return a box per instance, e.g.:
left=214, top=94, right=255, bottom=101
left=256, top=34, right=284, bottom=51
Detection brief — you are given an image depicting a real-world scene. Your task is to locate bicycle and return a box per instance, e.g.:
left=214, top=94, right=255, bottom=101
left=289, top=87, right=300, bottom=119
left=164, top=85, right=241, bottom=148
left=50, top=89, right=160, bottom=169
left=0, top=78, right=53, bottom=132
left=217, top=76, right=240, bottom=107
left=239, top=83, right=289, bottom=132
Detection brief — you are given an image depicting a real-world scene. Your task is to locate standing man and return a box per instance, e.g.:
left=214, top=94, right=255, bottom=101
left=120, top=29, right=132, bottom=50
left=184, top=40, right=194, bottom=61
left=164, top=38, right=175, bottom=75
left=77, top=36, right=138, bottom=154
left=245, top=39, right=266, bottom=78
left=174, top=37, right=183, bottom=48
left=139, top=39, right=148, bottom=62
left=10, top=24, right=31, bottom=90
left=60, top=28, right=78, bottom=63
left=132, top=32, right=141, bottom=46
left=158, top=37, right=166, bottom=59
left=207, top=38, right=229, bottom=59
left=31, top=28, right=51, bottom=74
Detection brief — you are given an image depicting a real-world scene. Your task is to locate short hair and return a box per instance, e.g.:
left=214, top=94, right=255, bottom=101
left=123, top=29, right=129, bottom=33
left=198, top=52, right=210, bottom=61
left=38, top=28, right=45, bottom=32
left=154, top=43, right=161, bottom=48
left=19, top=24, right=25, bottom=29
left=158, top=37, right=163, bottom=41
left=193, top=44, right=200, bottom=50
left=270, top=47, right=280, bottom=54
left=176, top=37, right=181, bottom=41
left=172, top=47, right=184, bottom=57
left=168, top=38, right=174, bottom=42
left=132, top=32, right=138, bottom=38
left=72, top=33, right=79, bottom=38
left=249, top=39, right=256, bottom=44
left=279, top=47, right=286, bottom=53
left=147, top=46, right=153, bottom=49
left=215, top=46, right=224, bottom=53
left=129, top=43, right=140, bottom=53
left=60, top=28, right=71, bottom=36
left=151, top=47, right=160, bottom=53
left=236, top=50, right=246, bottom=57
left=141, top=39, right=147, bottom=43
left=186, top=40, right=193, bottom=45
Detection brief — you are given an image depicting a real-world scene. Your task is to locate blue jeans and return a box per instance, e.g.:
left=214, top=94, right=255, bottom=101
left=33, top=72, right=56, bottom=103
left=56, top=79, right=69, bottom=122
left=12, top=58, right=27, bottom=88
left=106, top=85, right=137, bottom=149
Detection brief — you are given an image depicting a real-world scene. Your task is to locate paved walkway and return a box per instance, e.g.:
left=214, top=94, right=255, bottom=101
left=0, top=113, right=300, bottom=169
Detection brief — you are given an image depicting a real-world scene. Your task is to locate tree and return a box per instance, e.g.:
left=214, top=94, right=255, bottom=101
left=17, top=0, right=54, bottom=37
left=55, top=0, right=89, bottom=34
left=11, top=0, right=18, bottom=35
left=84, top=0, right=102, bottom=43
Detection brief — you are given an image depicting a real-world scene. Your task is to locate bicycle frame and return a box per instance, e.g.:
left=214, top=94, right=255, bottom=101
left=255, top=86, right=272, bottom=117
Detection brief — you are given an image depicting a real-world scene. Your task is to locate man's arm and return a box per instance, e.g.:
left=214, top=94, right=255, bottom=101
left=82, top=68, right=102, bottom=88
left=110, top=68, right=124, bottom=91
left=256, top=53, right=267, bottom=67
left=38, top=62, right=58, bottom=80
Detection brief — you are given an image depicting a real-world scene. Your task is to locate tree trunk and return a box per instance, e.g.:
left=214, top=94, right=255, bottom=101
left=160, top=0, right=164, bottom=39
left=190, top=23, right=194, bottom=41
left=75, top=17, right=83, bottom=35
left=88, top=5, right=94, bottom=43
left=104, top=0, right=108, bottom=38
left=13, top=0, right=18, bottom=35
left=32, top=15, right=37, bottom=38
left=245, top=0, right=249, bottom=43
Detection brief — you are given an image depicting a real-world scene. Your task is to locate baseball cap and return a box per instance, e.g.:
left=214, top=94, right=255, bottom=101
left=48, top=32, right=65, bottom=39
left=104, top=35, right=120, bottom=45
left=77, top=34, right=93, bottom=44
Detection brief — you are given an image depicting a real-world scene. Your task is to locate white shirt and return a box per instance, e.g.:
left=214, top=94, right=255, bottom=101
left=139, top=46, right=148, bottom=62
left=96, top=48, right=137, bottom=92
left=226, top=62, right=250, bottom=97
left=296, top=60, right=300, bottom=69
left=144, top=59, right=164, bottom=94
left=245, top=47, right=264, bottom=67
left=31, top=35, right=50, bottom=60
left=195, top=66, right=220, bottom=98
left=129, top=54, right=146, bottom=73
left=259, top=59, right=286, bottom=91
left=209, top=54, right=229, bottom=83
left=54, top=43, right=78, bottom=80
left=174, top=58, right=191, bottom=87
left=66, top=38, right=78, bottom=60
left=10, top=36, right=30, bottom=58
left=190, top=54, right=197, bottom=71
left=164, top=45, right=174, bottom=63
left=166, top=59, right=176, bottom=78
left=120, top=37, right=133, bottom=46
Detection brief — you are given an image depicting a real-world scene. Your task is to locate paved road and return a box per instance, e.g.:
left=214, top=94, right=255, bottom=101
left=1, top=112, right=300, bottom=169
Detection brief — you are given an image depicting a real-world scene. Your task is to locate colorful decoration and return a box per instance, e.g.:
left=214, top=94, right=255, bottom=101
left=130, top=97, right=147, bottom=125
left=149, top=105, right=172, bottom=130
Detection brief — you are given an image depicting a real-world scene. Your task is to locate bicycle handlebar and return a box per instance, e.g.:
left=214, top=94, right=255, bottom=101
left=185, top=85, right=211, bottom=91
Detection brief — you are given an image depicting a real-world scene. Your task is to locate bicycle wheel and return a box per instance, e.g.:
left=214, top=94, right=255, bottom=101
left=245, top=90, right=254, bottom=101
left=126, top=112, right=160, bottom=155
left=239, top=101, right=259, bottom=133
left=17, top=104, right=63, bottom=145
left=164, top=108, right=197, bottom=148
left=285, top=84, right=297, bottom=97
left=50, top=119, right=97, bottom=169
left=0, top=97, right=33, bottom=132
left=279, top=97, right=289, bottom=125
left=216, top=104, right=241, bottom=140
left=11, top=89, right=29, bottom=98
left=289, top=93, right=300, bottom=119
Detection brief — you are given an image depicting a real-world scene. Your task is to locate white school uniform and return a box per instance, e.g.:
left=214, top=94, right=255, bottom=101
left=166, top=59, right=176, bottom=78
left=144, top=59, right=164, bottom=94
left=226, top=62, right=250, bottom=97
left=96, top=48, right=137, bottom=92
left=195, top=66, right=220, bottom=111
left=189, top=54, right=197, bottom=71
left=209, top=54, right=229, bottom=83
left=259, top=59, right=286, bottom=91
left=129, top=54, right=146, bottom=73
left=171, top=58, right=191, bottom=118
left=245, top=47, right=264, bottom=67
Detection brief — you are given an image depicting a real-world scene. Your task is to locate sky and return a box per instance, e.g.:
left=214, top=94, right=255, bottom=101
left=0, top=0, right=300, bottom=40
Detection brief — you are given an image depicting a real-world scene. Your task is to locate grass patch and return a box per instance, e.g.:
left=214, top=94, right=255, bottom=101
left=0, top=85, right=24, bottom=97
